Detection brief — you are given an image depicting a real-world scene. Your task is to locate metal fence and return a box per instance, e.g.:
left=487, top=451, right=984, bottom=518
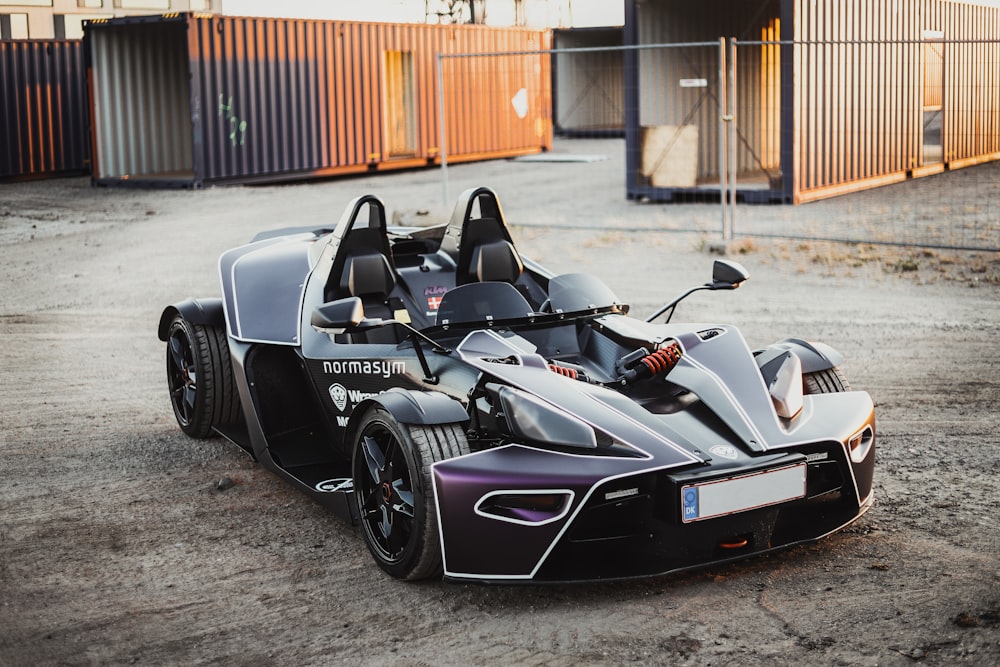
left=439, top=39, right=999, bottom=253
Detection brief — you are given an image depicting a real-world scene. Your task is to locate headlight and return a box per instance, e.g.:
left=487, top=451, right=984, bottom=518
left=495, top=385, right=598, bottom=450
left=769, top=352, right=804, bottom=419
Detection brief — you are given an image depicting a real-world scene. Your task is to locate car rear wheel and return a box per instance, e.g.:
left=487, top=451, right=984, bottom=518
left=166, top=314, right=240, bottom=438
left=352, top=406, right=469, bottom=580
left=803, top=366, right=852, bottom=394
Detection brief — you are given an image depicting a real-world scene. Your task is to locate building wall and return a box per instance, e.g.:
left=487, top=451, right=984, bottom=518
left=552, top=28, right=623, bottom=135
left=0, top=0, right=220, bottom=39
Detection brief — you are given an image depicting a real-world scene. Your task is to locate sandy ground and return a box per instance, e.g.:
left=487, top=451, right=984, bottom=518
left=1, top=139, right=998, bottom=665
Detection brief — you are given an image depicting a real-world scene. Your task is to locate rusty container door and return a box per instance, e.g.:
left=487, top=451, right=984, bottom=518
left=1, top=40, right=89, bottom=180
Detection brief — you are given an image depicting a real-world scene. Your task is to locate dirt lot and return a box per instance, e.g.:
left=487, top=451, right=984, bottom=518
left=2, top=140, right=998, bottom=666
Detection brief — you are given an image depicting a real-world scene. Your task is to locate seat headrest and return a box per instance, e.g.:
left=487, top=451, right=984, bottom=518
left=342, top=253, right=396, bottom=297
left=470, top=240, right=523, bottom=284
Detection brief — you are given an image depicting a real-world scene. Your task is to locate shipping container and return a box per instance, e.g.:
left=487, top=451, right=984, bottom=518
left=84, top=13, right=551, bottom=187
left=625, top=1, right=779, bottom=201
left=791, top=0, right=1000, bottom=203
left=551, top=28, right=624, bottom=137
left=1, top=39, right=90, bottom=180
left=624, top=0, right=1000, bottom=204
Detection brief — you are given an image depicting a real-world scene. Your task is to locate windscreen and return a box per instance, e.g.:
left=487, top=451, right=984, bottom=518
left=547, top=273, right=624, bottom=313
left=435, top=282, right=533, bottom=325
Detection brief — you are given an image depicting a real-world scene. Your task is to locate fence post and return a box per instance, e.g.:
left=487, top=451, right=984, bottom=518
left=437, top=53, right=448, bottom=207
left=728, top=37, right=737, bottom=240
left=718, top=37, right=728, bottom=241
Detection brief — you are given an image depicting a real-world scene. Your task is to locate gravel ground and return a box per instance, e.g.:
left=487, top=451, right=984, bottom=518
left=1, top=139, right=998, bottom=666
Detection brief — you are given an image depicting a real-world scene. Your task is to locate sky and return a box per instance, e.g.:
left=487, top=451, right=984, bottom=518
left=222, top=0, right=625, bottom=27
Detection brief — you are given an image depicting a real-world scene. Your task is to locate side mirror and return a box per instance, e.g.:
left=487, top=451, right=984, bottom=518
left=710, top=259, right=749, bottom=289
left=311, top=297, right=366, bottom=333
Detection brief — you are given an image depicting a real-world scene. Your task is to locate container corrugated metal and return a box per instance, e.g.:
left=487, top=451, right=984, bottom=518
left=552, top=28, right=624, bottom=136
left=625, top=0, right=1000, bottom=204
left=1, top=39, right=89, bottom=180
left=84, top=14, right=551, bottom=187
left=792, top=0, right=1000, bottom=203
left=625, top=0, right=783, bottom=202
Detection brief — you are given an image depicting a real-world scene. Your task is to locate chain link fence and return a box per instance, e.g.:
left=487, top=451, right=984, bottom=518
left=438, top=39, right=998, bottom=252
left=730, top=38, right=999, bottom=252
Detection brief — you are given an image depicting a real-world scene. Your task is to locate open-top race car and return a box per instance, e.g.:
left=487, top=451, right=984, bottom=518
left=158, top=186, right=875, bottom=583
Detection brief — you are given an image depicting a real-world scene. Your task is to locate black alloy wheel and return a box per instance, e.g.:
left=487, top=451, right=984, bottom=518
left=166, top=315, right=240, bottom=438
left=352, top=406, right=468, bottom=580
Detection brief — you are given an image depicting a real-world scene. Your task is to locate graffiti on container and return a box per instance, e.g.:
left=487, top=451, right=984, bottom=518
left=219, top=94, right=248, bottom=147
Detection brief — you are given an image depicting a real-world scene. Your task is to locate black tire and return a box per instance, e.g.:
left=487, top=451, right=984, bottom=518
left=165, top=314, right=241, bottom=438
left=352, top=406, right=469, bottom=580
left=803, top=366, right=852, bottom=394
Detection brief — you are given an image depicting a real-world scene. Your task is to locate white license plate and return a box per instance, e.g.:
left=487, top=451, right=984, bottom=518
left=681, top=463, right=806, bottom=523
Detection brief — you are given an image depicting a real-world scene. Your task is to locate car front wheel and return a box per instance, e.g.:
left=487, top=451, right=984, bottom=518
left=352, top=406, right=469, bottom=580
left=803, top=366, right=852, bottom=394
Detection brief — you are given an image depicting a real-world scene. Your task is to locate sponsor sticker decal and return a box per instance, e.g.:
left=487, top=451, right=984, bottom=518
left=427, top=296, right=443, bottom=310
left=328, top=383, right=348, bottom=412
left=709, top=445, right=739, bottom=460
left=321, top=359, right=406, bottom=378
left=424, top=285, right=447, bottom=296
left=315, top=478, right=354, bottom=493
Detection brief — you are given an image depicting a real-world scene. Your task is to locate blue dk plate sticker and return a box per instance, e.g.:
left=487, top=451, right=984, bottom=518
left=682, top=486, right=699, bottom=520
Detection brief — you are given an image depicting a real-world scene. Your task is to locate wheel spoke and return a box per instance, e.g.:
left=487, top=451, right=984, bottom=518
left=386, top=514, right=410, bottom=556
left=360, top=487, right=380, bottom=511
left=168, top=336, right=186, bottom=370
left=378, top=505, right=392, bottom=541
left=392, top=480, right=414, bottom=517
left=361, top=434, right=385, bottom=483
left=183, top=386, right=197, bottom=416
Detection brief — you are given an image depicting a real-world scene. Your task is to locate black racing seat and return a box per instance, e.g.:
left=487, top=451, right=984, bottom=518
left=340, top=252, right=396, bottom=321
left=456, top=217, right=524, bottom=286
left=442, top=187, right=543, bottom=308
left=466, top=236, right=524, bottom=284
left=325, top=195, right=405, bottom=343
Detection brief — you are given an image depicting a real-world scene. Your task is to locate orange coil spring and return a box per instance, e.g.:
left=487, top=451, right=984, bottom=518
left=640, top=345, right=682, bottom=375
left=548, top=364, right=578, bottom=380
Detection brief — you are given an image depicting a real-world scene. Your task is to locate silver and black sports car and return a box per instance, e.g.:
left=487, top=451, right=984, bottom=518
left=158, top=186, right=875, bottom=583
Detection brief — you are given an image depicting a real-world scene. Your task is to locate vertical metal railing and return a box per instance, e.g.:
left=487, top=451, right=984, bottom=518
left=717, top=37, right=728, bottom=240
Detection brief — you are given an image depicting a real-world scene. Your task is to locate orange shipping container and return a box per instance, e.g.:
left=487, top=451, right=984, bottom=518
left=1, top=39, right=89, bottom=180
left=84, top=13, right=552, bottom=187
